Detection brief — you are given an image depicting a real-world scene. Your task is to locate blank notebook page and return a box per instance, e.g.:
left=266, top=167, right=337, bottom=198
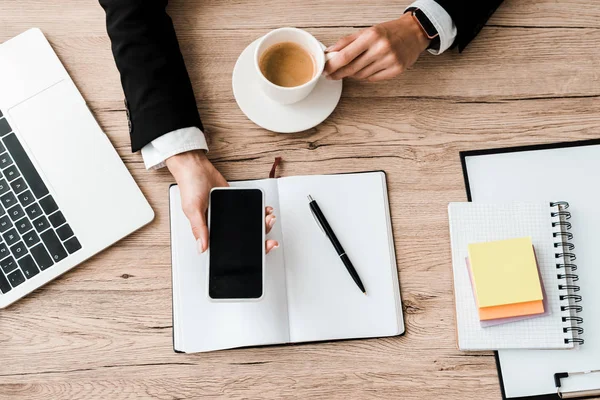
left=448, top=202, right=569, bottom=350
left=171, top=180, right=290, bottom=353
left=277, top=172, right=404, bottom=343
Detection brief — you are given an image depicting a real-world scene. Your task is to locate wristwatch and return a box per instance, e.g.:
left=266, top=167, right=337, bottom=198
left=405, top=7, right=440, bottom=51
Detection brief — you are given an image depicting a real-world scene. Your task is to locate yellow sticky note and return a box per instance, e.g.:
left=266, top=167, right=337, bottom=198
left=468, top=237, right=543, bottom=308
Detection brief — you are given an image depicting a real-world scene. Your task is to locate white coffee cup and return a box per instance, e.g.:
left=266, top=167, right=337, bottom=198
left=254, top=27, right=336, bottom=105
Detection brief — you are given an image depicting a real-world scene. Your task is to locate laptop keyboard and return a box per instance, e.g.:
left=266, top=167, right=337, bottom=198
left=0, top=110, right=81, bottom=294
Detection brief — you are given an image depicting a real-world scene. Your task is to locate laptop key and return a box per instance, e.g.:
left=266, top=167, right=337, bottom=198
left=0, top=192, right=16, bottom=208
left=2, top=228, right=19, bottom=246
left=3, top=133, right=49, bottom=198
left=33, top=216, right=50, bottom=233
left=30, top=244, right=53, bottom=270
left=0, top=272, right=10, bottom=293
left=0, top=215, right=12, bottom=232
left=56, top=224, right=74, bottom=241
left=0, top=178, right=9, bottom=196
left=10, top=177, right=27, bottom=195
left=0, top=242, right=9, bottom=260
left=22, top=230, right=40, bottom=248
left=25, top=203, right=42, bottom=220
left=14, top=217, right=32, bottom=234
left=0, top=152, right=13, bottom=169
left=39, top=195, right=58, bottom=215
left=18, top=255, right=39, bottom=279
left=10, top=241, right=26, bottom=259
left=7, top=204, right=24, bottom=221
left=63, top=236, right=82, bottom=254
left=0, top=256, right=17, bottom=274
left=18, top=190, right=34, bottom=208
left=3, top=165, right=20, bottom=182
left=48, top=211, right=66, bottom=228
left=0, top=118, right=11, bottom=136
left=7, top=269, right=25, bottom=287
left=41, top=229, right=67, bottom=263
left=0, top=202, right=4, bottom=217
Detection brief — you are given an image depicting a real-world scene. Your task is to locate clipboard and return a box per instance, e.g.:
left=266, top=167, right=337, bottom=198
left=554, top=370, right=600, bottom=399
left=460, top=139, right=600, bottom=400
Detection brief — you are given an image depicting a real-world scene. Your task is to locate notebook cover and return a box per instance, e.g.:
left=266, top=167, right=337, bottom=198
left=169, top=183, right=185, bottom=353
left=461, top=139, right=600, bottom=400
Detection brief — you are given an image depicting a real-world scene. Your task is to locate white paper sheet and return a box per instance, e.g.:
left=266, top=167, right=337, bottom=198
left=278, top=173, right=404, bottom=342
left=171, top=180, right=289, bottom=353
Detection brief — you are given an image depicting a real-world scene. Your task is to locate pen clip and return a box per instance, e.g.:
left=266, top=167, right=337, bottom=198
left=308, top=197, right=325, bottom=235
left=310, top=207, right=325, bottom=235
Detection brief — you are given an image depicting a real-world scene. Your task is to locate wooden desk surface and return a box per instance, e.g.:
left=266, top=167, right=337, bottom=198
left=1, top=1, right=599, bottom=399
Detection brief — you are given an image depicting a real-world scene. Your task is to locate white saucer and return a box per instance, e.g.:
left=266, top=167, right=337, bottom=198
left=232, top=38, right=343, bottom=133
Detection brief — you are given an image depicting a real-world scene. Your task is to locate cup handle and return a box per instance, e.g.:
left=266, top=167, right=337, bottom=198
left=322, top=51, right=338, bottom=77
left=325, top=51, right=339, bottom=62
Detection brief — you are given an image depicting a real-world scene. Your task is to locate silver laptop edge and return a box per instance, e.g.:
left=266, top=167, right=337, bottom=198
left=0, top=29, right=154, bottom=307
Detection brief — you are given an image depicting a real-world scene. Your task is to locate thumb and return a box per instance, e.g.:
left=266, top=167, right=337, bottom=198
left=185, top=207, right=209, bottom=254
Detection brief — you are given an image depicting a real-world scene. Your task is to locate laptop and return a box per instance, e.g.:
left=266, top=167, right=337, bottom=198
left=0, top=29, right=154, bottom=308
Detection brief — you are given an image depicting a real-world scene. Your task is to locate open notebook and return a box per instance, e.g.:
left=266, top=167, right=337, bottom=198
left=462, top=140, right=600, bottom=400
left=170, top=171, right=404, bottom=353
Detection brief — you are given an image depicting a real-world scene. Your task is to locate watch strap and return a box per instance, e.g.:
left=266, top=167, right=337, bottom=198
left=405, top=7, right=440, bottom=51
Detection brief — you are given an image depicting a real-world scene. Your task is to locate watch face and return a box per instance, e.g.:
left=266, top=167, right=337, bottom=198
left=413, top=9, right=439, bottom=39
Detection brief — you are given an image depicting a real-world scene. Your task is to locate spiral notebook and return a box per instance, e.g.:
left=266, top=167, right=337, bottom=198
left=448, top=202, right=581, bottom=351
left=462, top=140, right=600, bottom=400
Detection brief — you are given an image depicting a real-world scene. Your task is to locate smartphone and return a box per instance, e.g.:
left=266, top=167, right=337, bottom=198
left=207, top=187, right=265, bottom=300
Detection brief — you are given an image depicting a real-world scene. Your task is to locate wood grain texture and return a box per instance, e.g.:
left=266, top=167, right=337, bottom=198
left=1, top=0, right=599, bottom=399
left=9, top=28, right=598, bottom=113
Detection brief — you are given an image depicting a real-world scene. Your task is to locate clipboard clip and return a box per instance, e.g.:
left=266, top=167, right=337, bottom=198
left=555, top=370, right=600, bottom=399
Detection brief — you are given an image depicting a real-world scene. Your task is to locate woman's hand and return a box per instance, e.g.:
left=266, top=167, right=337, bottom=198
left=166, top=150, right=279, bottom=254
left=325, top=13, right=431, bottom=82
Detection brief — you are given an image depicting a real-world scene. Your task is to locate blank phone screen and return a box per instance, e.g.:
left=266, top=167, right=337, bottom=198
left=208, top=189, right=263, bottom=299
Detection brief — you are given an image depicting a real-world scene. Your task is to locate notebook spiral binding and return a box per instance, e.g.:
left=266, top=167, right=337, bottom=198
left=550, top=201, right=584, bottom=345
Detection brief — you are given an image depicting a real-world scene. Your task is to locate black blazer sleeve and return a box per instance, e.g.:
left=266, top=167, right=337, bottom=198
left=434, top=0, right=505, bottom=52
left=99, top=0, right=203, bottom=152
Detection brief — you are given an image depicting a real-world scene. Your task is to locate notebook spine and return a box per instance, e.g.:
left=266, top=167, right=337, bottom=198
left=550, top=201, right=584, bottom=345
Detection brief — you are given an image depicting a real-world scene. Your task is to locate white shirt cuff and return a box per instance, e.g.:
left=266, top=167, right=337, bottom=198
left=140, top=127, right=209, bottom=170
left=407, top=0, right=457, bottom=55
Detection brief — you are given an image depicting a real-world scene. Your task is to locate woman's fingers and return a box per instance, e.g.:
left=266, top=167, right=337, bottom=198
left=266, top=239, right=279, bottom=254
left=265, top=213, right=276, bottom=234
left=265, top=206, right=275, bottom=234
left=352, top=59, right=388, bottom=80
left=366, top=65, right=404, bottom=82
left=328, top=47, right=379, bottom=80
left=325, top=33, right=371, bottom=77
left=326, top=31, right=359, bottom=53
left=265, top=206, right=278, bottom=252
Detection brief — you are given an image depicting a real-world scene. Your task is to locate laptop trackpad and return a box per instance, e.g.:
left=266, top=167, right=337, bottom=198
left=7, top=80, right=148, bottom=250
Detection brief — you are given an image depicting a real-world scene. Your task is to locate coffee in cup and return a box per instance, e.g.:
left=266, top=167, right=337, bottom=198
left=254, top=27, right=338, bottom=105
left=258, top=42, right=316, bottom=88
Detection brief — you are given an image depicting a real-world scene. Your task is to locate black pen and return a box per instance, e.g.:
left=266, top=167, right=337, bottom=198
left=307, top=195, right=366, bottom=294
